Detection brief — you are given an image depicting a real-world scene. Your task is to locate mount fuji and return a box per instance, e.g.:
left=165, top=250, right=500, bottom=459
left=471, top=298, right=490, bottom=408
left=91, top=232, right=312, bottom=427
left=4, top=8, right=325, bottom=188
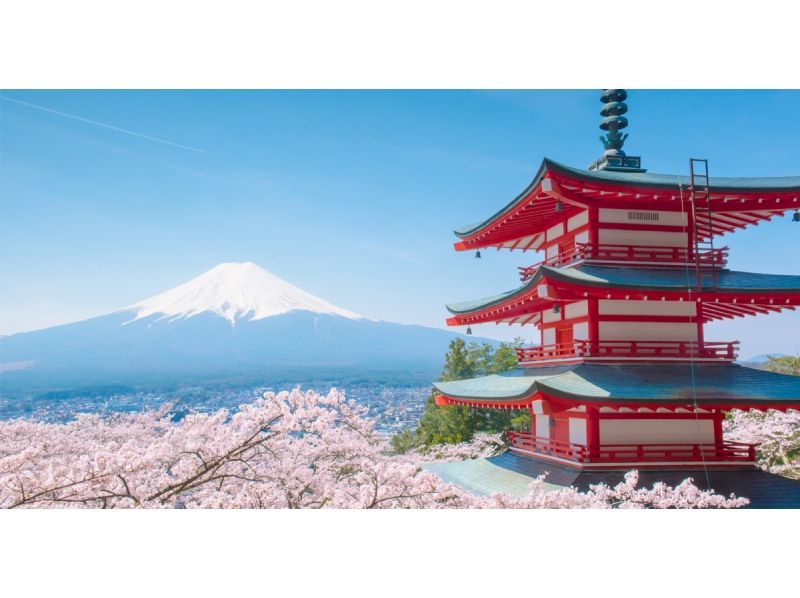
left=0, top=262, right=478, bottom=397
left=125, top=262, right=365, bottom=325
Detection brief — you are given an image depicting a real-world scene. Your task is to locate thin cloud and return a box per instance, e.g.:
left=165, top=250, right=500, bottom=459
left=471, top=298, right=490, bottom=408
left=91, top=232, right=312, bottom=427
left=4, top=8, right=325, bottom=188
left=0, top=94, right=208, bottom=154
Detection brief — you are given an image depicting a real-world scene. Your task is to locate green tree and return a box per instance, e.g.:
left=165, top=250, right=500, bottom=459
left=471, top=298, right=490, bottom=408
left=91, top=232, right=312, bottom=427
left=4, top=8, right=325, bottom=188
left=391, top=337, right=528, bottom=453
left=441, top=337, right=479, bottom=381
left=764, top=355, right=800, bottom=376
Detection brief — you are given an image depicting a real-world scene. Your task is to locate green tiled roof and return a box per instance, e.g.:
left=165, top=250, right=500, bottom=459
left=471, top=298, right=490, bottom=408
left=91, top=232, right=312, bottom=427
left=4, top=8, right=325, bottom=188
left=547, top=159, right=800, bottom=192
left=453, top=160, right=550, bottom=237
left=445, top=265, right=800, bottom=315
left=425, top=451, right=800, bottom=507
left=546, top=265, right=800, bottom=292
left=446, top=285, right=531, bottom=314
left=433, top=364, right=800, bottom=404
left=434, top=369, right=570, bottom=401
left=423, top=457, right=564, bottom=496
left=454, top=158, right=800, bottom=239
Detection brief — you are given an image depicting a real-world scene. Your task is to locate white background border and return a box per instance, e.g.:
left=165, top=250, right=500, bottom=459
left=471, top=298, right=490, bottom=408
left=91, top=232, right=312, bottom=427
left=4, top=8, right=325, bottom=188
left=2, top=0, right=799, bottom=88
left=2, top=1, right=799, bottom=595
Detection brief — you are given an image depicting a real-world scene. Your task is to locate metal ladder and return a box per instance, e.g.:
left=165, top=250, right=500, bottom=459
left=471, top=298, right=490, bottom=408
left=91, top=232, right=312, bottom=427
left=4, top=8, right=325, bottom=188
left=689, top=158, right=718, bottom=289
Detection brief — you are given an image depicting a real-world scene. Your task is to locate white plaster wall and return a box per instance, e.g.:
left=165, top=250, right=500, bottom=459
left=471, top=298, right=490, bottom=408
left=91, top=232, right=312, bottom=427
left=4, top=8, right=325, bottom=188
left=599, top=321, right=698, bottom=342
left=575, top=230, right=589, bottom=244
left=598, top=228, right=688, bottom=248
left=573, top=321, right=589, bottom=340
left=599, top=300, right=697, bottom=317
left=599, top=208, right=687, bottom=226
left=542, top=308, right=562, bottom=324
left=599, top=419, right=714, bottom=444
left=567, top=211, right=589, bottom=231
left=565, top=300, right=588, bottom=319
left=501, top=236, right=525, bottom=249
left=545, top=244, right=559, bottom=259
left=546, top=222, right=565, bottom=242
left=536, top=415, right=551, bottom=439
left=542, top=328, right=556, bottom=345
left=569, top=418, right=587, bottom=445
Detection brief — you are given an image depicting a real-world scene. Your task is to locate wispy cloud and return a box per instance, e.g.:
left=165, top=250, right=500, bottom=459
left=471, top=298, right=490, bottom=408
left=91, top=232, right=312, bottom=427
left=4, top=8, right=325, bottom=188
left=0, top=94, right=208, bottom=154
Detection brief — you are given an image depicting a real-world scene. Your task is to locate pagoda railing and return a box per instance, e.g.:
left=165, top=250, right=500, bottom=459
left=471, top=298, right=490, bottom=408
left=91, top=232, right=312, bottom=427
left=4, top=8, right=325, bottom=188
left=518, top=243, right=729, bottom=280
left=515, top=339, right=739, bottom=365
left=506, top=431, right=587, bottom=461
left=507, top=431, right=757, bottom=465
left=514, top=342, right=584, bottom=362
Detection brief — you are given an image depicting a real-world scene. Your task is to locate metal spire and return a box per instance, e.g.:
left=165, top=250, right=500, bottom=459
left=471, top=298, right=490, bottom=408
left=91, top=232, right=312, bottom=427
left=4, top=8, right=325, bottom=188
left=588, top=89, right=645, bottom=172
left=599, top=89, right=629, bottom=157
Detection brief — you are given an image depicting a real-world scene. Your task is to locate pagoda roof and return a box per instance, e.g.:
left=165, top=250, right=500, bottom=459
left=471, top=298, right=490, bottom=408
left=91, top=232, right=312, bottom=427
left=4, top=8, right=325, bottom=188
left=545, top=264, right=800, bottom=293
left=454, top=158, right=800, bottom=250
left=433, top=363, right=800, bottom=407
left=446, top=264, right=800, bottom=319
left=453, top=158, right=561, bottom=239
left=425, top=451, right=800, bottom=507
left=545, top=159, right=800, bottom=194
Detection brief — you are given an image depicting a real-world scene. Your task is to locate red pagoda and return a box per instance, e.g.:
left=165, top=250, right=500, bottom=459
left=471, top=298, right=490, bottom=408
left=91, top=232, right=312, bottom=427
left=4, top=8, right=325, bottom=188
left=432, top=90, right=800, bottom=477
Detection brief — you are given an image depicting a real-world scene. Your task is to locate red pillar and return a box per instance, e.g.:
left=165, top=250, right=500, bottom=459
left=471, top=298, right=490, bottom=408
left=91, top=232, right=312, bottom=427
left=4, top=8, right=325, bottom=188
left=588, top=205, right=599, bottom=249
left=588, top=297, right=599, bottom=354
left=696, top=300, right=705, bottom=348
left=527, top=404, right=535, bottom=434
left=586, top=408, right=600, bottom=460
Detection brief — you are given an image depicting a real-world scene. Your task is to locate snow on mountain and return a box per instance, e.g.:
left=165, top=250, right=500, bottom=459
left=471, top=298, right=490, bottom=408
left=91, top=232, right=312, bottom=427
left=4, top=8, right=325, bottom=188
left=0, top=260, right=486, bottom=397
left=124, top=262, right=364, bottom=325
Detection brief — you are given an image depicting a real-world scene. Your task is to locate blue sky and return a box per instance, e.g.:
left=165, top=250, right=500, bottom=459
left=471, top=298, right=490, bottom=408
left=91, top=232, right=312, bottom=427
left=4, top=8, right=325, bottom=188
left=1, top=90, right=798, bottom=358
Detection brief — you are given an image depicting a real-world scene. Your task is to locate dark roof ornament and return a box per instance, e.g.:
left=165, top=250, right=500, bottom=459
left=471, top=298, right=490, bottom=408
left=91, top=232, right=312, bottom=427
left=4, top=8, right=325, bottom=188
left=599, top=89, right=629, bottom=155
left=588, top=89, right=646, bottom=173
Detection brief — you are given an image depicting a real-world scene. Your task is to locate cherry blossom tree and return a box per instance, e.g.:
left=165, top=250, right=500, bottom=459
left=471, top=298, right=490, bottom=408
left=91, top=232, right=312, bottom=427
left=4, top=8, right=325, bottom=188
left=724, top=409, right=800, bottom=479
left=417, top=432, right=506, bottom=462
left=0, top=388, right=747, bottom=509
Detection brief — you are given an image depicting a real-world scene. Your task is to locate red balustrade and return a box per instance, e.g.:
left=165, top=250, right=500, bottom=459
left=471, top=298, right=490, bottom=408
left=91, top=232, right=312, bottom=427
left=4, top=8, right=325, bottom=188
left=507, top=431, right=757, bottom=465
left=514, top=343, right=584, bottom=362
left=518, top=243, right=728, bottom=280
left=506, top=431, right=587, bottom=461
left=591, top=440, right=757, bottom=464
left=576, top=339, right=739, bottom=360
left=515, top=340, right=739, bottom=365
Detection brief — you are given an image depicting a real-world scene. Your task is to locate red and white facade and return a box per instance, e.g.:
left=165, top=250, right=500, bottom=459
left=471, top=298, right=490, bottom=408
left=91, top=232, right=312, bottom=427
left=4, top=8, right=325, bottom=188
left=436, top=158, right=800, bottom=470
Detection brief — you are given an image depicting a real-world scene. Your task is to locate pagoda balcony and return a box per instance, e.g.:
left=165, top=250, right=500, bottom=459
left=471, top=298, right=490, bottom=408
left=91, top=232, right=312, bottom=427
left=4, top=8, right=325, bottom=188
left=515, top=339, right=739, bottom=366
left=506, top=431, right=757, bottom=468
left=518, top=243, right=729, bottom=280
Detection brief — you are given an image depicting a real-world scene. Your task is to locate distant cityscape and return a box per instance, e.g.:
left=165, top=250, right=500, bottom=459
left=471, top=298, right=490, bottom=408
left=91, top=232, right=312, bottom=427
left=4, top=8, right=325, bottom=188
left=0, top=383, right=430, bottom=436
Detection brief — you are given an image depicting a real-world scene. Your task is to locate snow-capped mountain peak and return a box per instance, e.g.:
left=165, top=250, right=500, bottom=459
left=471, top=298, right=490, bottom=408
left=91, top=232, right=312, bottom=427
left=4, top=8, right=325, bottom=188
left=124, top=262, right=364, bottom=324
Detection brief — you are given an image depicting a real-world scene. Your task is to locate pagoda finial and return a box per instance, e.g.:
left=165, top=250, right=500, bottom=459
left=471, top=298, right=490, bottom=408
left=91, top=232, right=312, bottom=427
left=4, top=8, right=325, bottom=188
left=588, top=89, right=645, bottom=172
left=599, top=89, right=629, bottom=156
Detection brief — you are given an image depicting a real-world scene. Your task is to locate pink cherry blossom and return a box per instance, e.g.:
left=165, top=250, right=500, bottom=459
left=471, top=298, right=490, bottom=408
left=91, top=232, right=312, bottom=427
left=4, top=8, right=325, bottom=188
left=724, top=409, right=800, bottom=478
left=0, top=388, right=748, bottom=508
